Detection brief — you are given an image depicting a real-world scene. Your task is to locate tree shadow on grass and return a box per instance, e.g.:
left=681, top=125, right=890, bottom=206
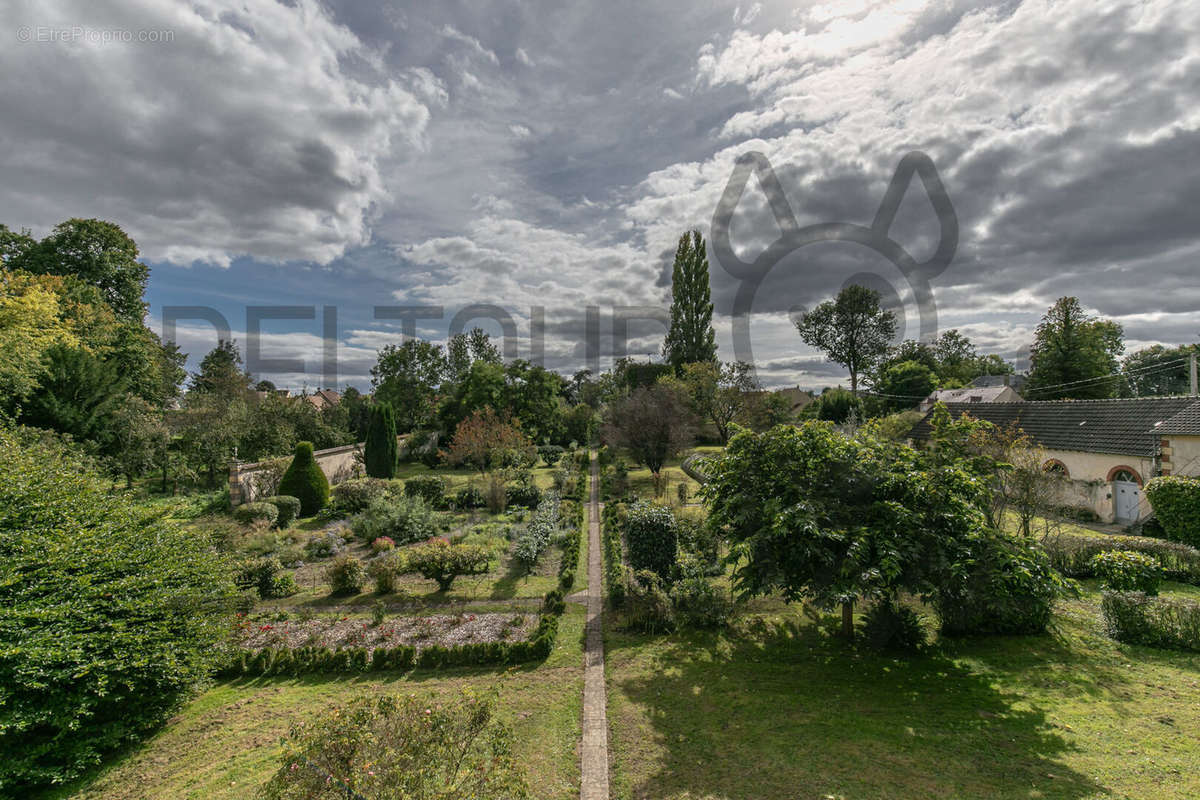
left=608, top=617, right=1108, bottom=800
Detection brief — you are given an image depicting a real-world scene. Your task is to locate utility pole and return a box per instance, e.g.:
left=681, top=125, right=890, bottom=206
left=1191, top=352, right=1198, bottom=396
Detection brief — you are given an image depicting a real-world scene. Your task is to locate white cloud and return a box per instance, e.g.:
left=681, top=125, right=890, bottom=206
left=0, top=0, right=432, bottom=267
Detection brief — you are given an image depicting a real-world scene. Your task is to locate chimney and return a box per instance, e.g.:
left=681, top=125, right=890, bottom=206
left=1003, top=375, right=1010, bottom=387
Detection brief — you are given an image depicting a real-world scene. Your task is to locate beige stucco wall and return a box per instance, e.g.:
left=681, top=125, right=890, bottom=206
left=1038, top=448, right=1156, bottom=523
left=229, top=442, right=365, bottom=505
left=1163, top=435, right=1200, bottom=477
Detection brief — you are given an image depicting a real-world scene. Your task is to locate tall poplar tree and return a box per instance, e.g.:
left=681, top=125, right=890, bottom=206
left=662, top=230, right=717, bottom=370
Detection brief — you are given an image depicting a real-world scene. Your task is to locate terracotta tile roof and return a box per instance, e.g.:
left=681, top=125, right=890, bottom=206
left=909, top=397, right=1200, bottom=457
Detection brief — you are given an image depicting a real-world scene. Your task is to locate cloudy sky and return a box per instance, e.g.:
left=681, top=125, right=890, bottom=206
left=4, top=0, right=1199, bottom=390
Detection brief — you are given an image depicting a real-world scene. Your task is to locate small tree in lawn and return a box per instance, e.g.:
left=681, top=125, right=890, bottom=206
left=700, top=421, right=989, bottom=638
left=443, top=406, right=533, bottom=475
left=601, top=383, right=696, bottom=493
left=796, top=284, right=897, bottom=398
left=672, top=361, right=760, bottom=444
left=364, top=402, right=397, bottom=479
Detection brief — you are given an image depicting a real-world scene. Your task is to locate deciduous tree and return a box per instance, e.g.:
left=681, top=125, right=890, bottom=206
left=1026, top=297, right=1124, bottom=399
left=796, top=284, right=897, bottom=397
left=601, top=383, right=696, bottom=479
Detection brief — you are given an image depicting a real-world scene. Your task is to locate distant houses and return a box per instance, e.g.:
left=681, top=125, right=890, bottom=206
left=920, top=375, right=1024, bottom=412
left=909, top=396, right=1200, bottom=524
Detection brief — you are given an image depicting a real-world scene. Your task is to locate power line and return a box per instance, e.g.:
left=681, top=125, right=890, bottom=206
left=1022, top=357, right=1189, bottom=397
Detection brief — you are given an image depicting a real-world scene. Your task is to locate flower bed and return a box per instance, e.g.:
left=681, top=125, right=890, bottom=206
left=236, top=612, right=535, bottom=652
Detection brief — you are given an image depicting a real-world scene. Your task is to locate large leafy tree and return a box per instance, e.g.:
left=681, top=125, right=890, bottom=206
left=670, top=360, right=760, bottom=443
left=1026, top=297, right=1124, bottom=399
left=601, top=382, right=696, bottom=478
left=191, top=339, right=252, bottom=400
left=874, top=360, right=938, bottom=411
left=0, top=270, right=81, bottom=402
left=0, top=223, right=36, bottom=265
left=701, top=422, right=989, bottom=637
left=443, top=406, right=533, bottom=474
left=371, top=339, right=447, bottom=432
left=662, top=230, right=717, bottom=370
left=19, top=345, right=127, bottom=453
left=0, top=425, right=236, bottom=791
left=1120, top=343, right=1200, bottom=397
left=796, top=284, right=897, bottom=397
left=9, top=218, right=149, bottom=322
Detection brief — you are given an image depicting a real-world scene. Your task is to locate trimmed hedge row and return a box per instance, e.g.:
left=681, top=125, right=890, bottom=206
left=1040, top=532, right=1200, bottom=584
left=1101, top=591, right=1200, bottom=651
left=602, top=502, right=630, bottom=607
left=220, top=465, right=587, bottom=678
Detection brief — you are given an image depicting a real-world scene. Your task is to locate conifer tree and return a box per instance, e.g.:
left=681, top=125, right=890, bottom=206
left=662, top=230, right=717, bottom=370
left=364, top=402, right=398, bottom=479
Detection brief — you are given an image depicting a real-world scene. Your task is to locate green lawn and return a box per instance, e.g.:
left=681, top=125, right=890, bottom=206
left=604, top=584, right=1200, bottom=800
left=51, top=605, right=587, bottom=800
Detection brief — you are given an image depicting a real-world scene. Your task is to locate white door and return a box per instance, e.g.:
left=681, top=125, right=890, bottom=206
left=1113, top=480, right=1140, bottom=522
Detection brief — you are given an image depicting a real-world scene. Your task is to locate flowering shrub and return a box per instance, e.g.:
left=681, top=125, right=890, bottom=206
left=1090, top=549, right=1164, bottom=595
left=513, top=492, right=560, bottom=572
left=371, top=536, right=395, bottom=553
left=304, top=530, right=346, bottom=559
left=404, top=538, right=491, bottom=592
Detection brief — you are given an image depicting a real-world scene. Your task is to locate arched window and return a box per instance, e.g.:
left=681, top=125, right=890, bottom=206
left=1043, top=459, right=1069, bottom=478
left=1106, top=466, right=1143, bottom=486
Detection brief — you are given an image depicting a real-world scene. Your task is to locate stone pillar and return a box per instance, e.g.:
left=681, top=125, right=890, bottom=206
left=228, top=463, right=243, bottom=507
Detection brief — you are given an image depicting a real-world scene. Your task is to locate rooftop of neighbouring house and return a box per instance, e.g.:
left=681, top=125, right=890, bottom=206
left=908, top=396, right=1200, bottom=457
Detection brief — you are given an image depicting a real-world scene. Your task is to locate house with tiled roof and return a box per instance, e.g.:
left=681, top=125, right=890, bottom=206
left=306, top=388, right=341, bottom=410
left=909, top=396, right=1200, bottom=524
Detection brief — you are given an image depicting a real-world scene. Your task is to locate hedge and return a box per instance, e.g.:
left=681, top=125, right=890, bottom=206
left=1144, top=476, right=1200, bottom=547
left=1101, top=591, right=1200, bottom=651
left=624, top=501, right=678, bottom=582
left=1040, top=531, right=1200, bottom=585
left=260, top=495, right=301, bottom=528
left=278, top=441, right=329, bottom=516
left=602, top=502, right=630, bottom=607
left=233, top=501, right=278, bottom=527
left=404, top=475, right=447, bottom=506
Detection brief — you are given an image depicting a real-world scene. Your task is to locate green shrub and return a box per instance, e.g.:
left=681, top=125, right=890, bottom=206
left=369, top=551, right=406, bottom=594
left=603, top=502, right=629, bottom=607
left=624, top=569, right=675, bottom=633
left=325, top=553, right=368, bottom=595
left=506, top=484, right=542, bottom=508
left=364, top=402, right=398, bottom=479
left=404, top=538, right=491, bottom=591
left=260, top=690, right=528, bottom=800
left=676, top=512, right=723, bottom=576
left=235, top=556, right=292, bottom=598
left=261, top=495, right=302, bottom=528
left=0, top=426, right=236, bottom=791
left=1145, top=476, right=1200, bottom=546
left=934, top=533, right=1073, bottom=636
left=404, top=475, right=447, bottom=506
left=538, top=444, right=565, bottom=466
left=233, top=501, right=278, bottom=527
left=270, top=572, right=300, bottom=598
left=353, top=494, right=439, bottom=545
left=625, top=502, right=678, bottom=582
left=455, top=485, right=486, bottom=509
left=330, top=477, right=390, bottom=514
left=1101, top=591, right=1200, bottom=651
left=861, top=601, right=926, bottom=651
left=670, top=577, right=732, bottom=629
left=1040, top=531, right=1200, bottom=584
left=1090, top=550, right=1163, bottom=595
left=277, top=441, right=330, bottom=516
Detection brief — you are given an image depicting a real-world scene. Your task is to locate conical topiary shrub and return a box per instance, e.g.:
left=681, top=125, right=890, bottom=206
left=364, top=402, right=398, bottom=479
left=277, top=441, right=329, bottom=516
